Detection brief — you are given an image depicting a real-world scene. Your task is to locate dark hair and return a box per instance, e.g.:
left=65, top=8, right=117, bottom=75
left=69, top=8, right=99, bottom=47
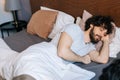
left=85, top=15, right=114, bottom=34
left=99, top=59, right=120, bottom=80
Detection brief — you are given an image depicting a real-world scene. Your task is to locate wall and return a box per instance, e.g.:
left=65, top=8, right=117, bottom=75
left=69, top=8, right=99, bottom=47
left=18, top=0, right=32, bottom=21
left=0, top=0, right=13, bottom=24
left=0, top=0, right=32, bottom=25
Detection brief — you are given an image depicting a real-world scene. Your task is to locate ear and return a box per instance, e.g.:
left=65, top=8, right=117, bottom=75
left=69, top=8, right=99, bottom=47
left=87, top=24, right=94, bottom=31
left=90, top=24, right=94, bottom=29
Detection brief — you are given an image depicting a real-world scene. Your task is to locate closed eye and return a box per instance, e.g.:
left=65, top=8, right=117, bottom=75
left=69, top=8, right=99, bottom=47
left=100, top=28, right=104, bottom=31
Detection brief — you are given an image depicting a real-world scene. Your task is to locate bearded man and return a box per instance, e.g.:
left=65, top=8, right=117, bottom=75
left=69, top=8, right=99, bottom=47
left=57, top=15, right=113, bottom=64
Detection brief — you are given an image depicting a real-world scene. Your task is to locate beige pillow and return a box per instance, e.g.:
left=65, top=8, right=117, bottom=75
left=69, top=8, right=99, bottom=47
left=27, top=10, right=58, bottom=39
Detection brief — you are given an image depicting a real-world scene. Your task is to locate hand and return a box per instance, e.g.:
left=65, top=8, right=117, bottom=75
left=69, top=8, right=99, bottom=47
left=101, top=34, right=110, bottom=43
left=82, top=55, right=91, bottom=64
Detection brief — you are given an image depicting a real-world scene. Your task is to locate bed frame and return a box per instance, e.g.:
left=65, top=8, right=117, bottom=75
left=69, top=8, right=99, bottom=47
left=30, top=0, right=120, bottom=27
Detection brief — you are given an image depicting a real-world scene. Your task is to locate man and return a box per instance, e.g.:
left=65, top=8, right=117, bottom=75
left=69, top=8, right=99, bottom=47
left=57, top=15, right=113, bottom=64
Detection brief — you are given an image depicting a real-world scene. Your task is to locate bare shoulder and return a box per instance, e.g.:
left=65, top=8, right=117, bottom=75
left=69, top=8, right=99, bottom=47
left=58, top=32, right=73, bottom=48
left=57, top=32, right=73, bottom=57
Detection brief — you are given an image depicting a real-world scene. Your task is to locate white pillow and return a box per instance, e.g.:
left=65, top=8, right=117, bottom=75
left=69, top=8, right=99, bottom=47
left=76, top=17, right=81, bottom=25
left=109, top=27, right=120, bottom=58
left=41, top=6, right=75, bottom=39
left=50, top=32, right=61, bottom=47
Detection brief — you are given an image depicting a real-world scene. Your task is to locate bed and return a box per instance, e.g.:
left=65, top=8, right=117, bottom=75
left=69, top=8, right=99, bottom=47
left=2, top=0, right=120, bottom=80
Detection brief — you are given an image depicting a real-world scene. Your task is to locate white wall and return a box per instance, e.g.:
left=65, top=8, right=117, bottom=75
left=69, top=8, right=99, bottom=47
left=0, top=0, right=32, bottom=24
left=0, top=0, right=13, bottom=24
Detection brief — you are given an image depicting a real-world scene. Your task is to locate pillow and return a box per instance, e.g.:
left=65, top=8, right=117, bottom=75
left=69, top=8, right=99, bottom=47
left=109, top=27, right=120, bottom=58
left=76, top=17, right=81, bottom=25
left=76, top=10, right=92, bottom=31
left=82, top=10, right=93, bottom=23
left=76, top=10, right=116, bottom=55
left=41, top=6, right=75, bottom=39
left=27, top=10, right=58, bottom=39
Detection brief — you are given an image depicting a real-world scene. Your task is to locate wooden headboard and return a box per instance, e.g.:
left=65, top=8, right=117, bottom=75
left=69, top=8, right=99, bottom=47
left=30, top=0, right=120, bottom=26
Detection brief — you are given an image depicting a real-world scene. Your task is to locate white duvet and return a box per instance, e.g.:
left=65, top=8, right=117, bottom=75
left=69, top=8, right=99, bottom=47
left=1, top=26, right=120, bottom=80
left=0, top=38, right=18, bottom=79
left=1, top=41, right=95, bottom=80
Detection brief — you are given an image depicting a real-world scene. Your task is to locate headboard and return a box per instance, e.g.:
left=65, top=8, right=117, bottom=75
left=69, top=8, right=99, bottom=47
left=30, top=0, right=120, bottom=26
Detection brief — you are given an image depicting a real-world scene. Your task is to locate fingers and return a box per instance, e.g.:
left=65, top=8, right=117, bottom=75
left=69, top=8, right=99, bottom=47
left=102, top=34, right=110, bottom=43
left=82, top=55, right=91, bottom=64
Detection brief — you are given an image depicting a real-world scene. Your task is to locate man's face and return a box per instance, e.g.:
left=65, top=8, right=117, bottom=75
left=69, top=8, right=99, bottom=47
left=89, top=26, right=107, bottom=44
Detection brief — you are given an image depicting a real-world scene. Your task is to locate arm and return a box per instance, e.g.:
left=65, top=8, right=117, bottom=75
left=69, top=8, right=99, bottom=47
left=89, top=35, right=110, bottom=64
left=57, top=32, right=91, bottom=64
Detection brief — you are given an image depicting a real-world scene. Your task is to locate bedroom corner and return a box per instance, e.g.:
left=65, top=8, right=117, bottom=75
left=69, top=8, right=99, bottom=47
left=0, top=0, right=31, bottom=38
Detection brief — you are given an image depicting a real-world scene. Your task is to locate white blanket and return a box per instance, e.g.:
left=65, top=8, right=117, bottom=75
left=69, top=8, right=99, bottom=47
left=4, top=42, right=95, bottom=80
left=0, top=38, right=95, bottom=80
left=0, top=38, right=18, bottom=79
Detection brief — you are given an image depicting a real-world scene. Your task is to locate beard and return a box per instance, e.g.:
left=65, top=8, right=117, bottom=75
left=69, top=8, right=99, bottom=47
left=89, top=28, right=100, bottom=44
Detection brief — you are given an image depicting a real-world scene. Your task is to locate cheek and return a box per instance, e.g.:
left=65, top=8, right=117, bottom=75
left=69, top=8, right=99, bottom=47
left=93, top=29, right=101, bottom=35
left=93, top=29, right=99, bottom=35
